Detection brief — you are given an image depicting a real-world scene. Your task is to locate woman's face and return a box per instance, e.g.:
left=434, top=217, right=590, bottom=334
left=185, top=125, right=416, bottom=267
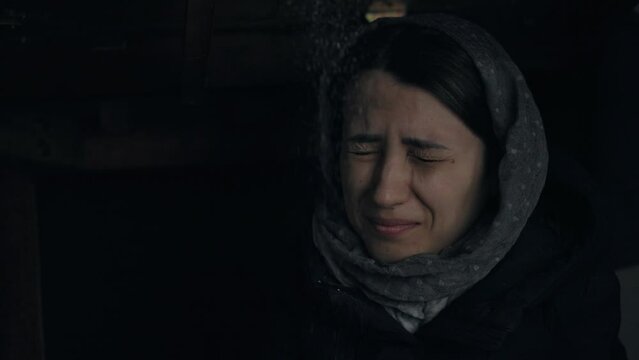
left=340, top=70, right=488, bottom=263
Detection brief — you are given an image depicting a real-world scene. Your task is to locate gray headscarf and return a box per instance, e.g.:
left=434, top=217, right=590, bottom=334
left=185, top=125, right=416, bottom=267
left=312, top=14, right=548, bottom=333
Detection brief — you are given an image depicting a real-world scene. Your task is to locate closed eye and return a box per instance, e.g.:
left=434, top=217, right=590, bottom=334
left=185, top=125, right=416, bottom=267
left=408, top=149, right=444, bottom=163
left=346, top=141, right=380, bottom=156
left=410, top=155, right=443, bottom=163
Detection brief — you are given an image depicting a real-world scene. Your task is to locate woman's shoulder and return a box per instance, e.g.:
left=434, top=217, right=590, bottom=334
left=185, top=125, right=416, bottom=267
left=410, top=206, right=625, bottom=359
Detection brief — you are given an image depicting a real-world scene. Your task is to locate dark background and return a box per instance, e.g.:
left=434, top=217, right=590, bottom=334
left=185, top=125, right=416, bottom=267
left=1, top=0, right=638, bottom=358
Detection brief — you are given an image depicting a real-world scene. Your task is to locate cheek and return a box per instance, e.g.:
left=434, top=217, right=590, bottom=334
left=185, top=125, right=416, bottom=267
left=340, top=157, right=374, bottom=205
left=412, top=170, right=445, bottom=205
left=412, top=162, right=483, bottom=211
left=459, top=150, right=487, bottom=200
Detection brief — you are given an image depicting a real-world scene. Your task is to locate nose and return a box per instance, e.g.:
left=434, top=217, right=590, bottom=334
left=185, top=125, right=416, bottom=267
left=371, top=152, right=411, bottom=208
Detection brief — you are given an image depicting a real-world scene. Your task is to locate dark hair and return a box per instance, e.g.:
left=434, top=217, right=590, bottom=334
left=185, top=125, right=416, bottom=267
left=319, top=22, right=501, bottom=208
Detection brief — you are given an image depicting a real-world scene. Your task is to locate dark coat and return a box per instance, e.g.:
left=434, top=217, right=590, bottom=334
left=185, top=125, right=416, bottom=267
left=296, top=153, right=627, bottom=360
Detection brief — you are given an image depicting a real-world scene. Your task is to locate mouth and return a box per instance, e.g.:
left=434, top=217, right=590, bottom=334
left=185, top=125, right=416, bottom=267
left=367, top=217, right=419, bottom=237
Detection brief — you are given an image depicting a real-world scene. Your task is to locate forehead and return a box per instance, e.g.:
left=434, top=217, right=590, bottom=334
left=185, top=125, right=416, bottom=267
left=343, top=70, right=471, bottom=140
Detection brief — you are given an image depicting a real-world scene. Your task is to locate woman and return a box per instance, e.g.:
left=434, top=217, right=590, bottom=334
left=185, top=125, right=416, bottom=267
left=304, top=14, right=626, bottom=359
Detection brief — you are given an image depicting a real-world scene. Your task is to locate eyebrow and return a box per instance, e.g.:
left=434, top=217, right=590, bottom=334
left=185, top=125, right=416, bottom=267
left=346, top=134, right=450, bottom=150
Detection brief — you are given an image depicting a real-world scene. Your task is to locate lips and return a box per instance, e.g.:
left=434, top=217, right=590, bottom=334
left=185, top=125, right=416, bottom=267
left=367, top=217, right=419, bottom=236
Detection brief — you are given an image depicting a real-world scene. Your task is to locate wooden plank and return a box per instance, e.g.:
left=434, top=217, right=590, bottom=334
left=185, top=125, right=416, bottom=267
left=0, top=169, right=44, bottom=360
